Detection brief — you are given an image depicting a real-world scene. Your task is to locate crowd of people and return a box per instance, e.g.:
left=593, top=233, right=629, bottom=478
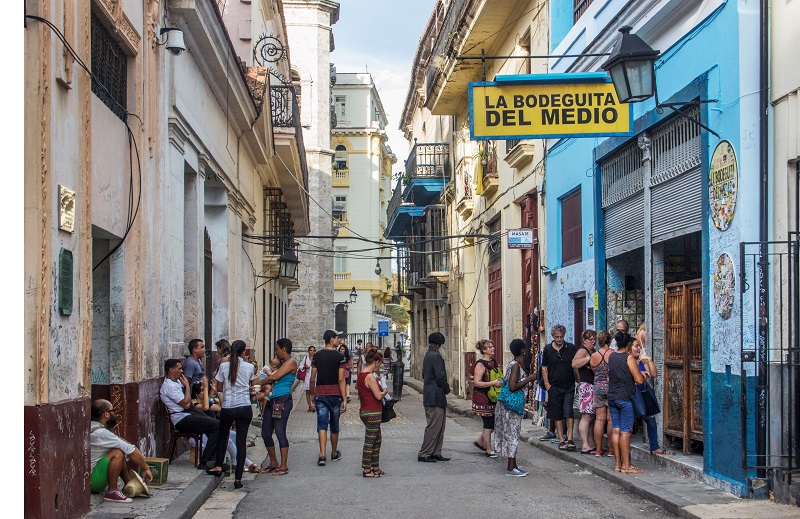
left=88, top=321, right=669, bottom=501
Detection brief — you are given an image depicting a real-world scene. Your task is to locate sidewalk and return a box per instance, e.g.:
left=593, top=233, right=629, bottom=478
left=403, top=376, right=800, bottom=519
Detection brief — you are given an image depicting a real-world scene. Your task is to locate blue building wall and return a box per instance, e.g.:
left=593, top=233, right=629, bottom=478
left=549, top=0, right=574, bottom=53
left=543, top=0, right=762, bottom=495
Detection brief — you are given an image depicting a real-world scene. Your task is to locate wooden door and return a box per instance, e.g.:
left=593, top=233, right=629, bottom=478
left=488, top=263, right=503, bottom=367
left=521, top=194, right=540, bottom=365
left=663, top=279, right=703, bottom=453
left=573, top=294, right=586, bottom=345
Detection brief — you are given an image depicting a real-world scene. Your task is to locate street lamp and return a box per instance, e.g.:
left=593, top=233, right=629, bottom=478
left=602, top=26, right=719, bottom=137
left=601, top=26, right=659, bottom=104
left=278, top=248, right=299, bottom=279
left=334, top=287, right=358, bottom=308
left=349, top=287, right=358, bottom=304
left=375, top=259, right=382, bottom=276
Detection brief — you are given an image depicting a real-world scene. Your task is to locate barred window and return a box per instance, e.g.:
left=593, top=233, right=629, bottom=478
left=91, top=11, right=127, bottom=121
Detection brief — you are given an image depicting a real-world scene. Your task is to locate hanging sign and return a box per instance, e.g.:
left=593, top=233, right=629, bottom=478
left=469, top=73, right=632, bottom=140
left=708, top=140, right=738, bottom=231
left=378, top=320, right=389, bottom=337
left=507, top=228, right=534, bottom=249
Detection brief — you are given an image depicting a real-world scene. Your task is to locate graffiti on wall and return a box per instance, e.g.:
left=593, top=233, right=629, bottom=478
left=713, top=253, right=735, bottom=319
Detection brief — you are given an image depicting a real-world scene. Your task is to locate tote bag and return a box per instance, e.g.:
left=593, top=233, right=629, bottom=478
left=496, top=362, right=525, bottom=415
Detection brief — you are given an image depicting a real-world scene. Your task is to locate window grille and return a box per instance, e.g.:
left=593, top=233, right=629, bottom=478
left=91, top=11, right=127, bottom=121
left=425, top=205, right=448, bottom=274
left=263, top=188, right=294, bottom=254
left=456, top=158, right=473, bottom=201
left=600, top=140, right=644, bottom=208
left=650, top=105, right=701, bottom=186
left=573, top=0, right=595, bottom=23
left=488, top=218, right=502, bottom=265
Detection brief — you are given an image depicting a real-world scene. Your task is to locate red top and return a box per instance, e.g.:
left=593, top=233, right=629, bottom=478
left=357, top=372, right=383, bottom=412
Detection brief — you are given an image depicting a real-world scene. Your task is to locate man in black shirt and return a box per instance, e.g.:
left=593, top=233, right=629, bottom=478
left=310, top=330, right=347, bottom=466
left=541, top=324, right=577, bottom=451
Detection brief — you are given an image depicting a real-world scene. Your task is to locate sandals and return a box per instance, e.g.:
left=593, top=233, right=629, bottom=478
left=362, top=469, right=381, bottom=478
left=595, top=449, right=606, bottom=457
left=622, top=466, right=644, bottom=474
left=614, top=466, right=622, bottom=472
left=651, top=448, right=674, bottom=455
left=566, top=440, right=576, bottom=451
left=558, top=441, right=569, bottom=450
left=580, top=449, right=594, bottom=454
left=371, top=467, right=385, bottom=475
left=272, top=468, right=289, bottom=476
left=262, top=465, right=278, bottom=473
left=248, top=464, right=268, bottom=474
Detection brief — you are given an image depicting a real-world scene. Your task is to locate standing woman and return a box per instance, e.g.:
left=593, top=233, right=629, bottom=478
left=471, top=340, right=503, bottom=457
left=298, top=346, right=316, bottom=411
left=261, top=338, right=298, bottom=476
left=339, top=344, right=353, bottom=403
left=212, top=340, right=255, bottom=488
left=632, top=328, right=672, bottom=455
left=357, top=349, right=387, bottom=477
left=571, top=330, right=597, bottom=454
left=607, top=331, right=645, bottom=474
left=494, top=339, right=537, bottom=476
left=590, top=331, right=614, bottom=456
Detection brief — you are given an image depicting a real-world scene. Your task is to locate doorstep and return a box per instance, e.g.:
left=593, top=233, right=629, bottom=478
left=630, top=445, right=743, bottom=497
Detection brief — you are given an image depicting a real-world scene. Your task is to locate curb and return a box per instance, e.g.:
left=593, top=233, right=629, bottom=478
left=403, top=378, right=700, bottom=519
left=155, top=472, right=223, bottom=519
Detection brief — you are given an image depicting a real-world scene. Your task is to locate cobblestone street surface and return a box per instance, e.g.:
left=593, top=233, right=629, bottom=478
left=194, top=384, right=678, bottom=519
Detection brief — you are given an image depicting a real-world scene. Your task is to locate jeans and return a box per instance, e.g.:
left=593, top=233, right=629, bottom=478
left=315, top=395, right=342, bottom=434
left=607, top=398, right=634, bottom=433
left=216, top=405, right=253, bottom=481
left=642, top=414, right=660, bottom=452
left=262, top=395, right=293, bottom=449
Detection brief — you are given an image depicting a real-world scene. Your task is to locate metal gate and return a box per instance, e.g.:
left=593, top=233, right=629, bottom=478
left=663, top=279, right=703, bottom=452
left=740, top=237, right=800, bottom=482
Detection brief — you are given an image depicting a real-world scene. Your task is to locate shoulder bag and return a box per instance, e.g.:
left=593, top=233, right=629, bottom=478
left=496, top=362, right=525, bottom=415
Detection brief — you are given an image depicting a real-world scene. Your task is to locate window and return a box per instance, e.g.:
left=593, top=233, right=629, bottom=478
left=333, top=195, right=347, bottom=221
left=574, top=0, right=595, bottom=23
left=518, top=31, right=531, bottom=75
left=561, top=189, right=582, bottom=266
left=334, top=247, right=348, bottom=272
left=335, top=96, right=346, bottom=117
left=334, top=144, right=348, bottom=170
left=291, top=70, right=302, bottom=110
left=91, top=11, right=127, bottom=121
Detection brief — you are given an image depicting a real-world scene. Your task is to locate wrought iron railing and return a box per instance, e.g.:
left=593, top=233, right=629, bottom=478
left=425, top=0, right=469, bottom=101
left=405, top=142, right=451, bottom=182
left=263, top=188, right=294, bottom=255
left=387, top=179, right=404, bottom=225
left=573, top=0, right=595, bottom=23
left=270, top=85, right=309, bottom=197
left=505, top=139, right=521, bottom=153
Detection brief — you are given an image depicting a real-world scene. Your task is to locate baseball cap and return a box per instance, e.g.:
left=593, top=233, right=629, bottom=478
left=323, top=329, right=338, bottom=343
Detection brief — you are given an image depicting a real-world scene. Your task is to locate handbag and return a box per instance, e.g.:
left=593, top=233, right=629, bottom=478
left=497, top=363, right=526, bottom=415
left=640, top=383, right=661, bottom=416
left=271, top=402, right=284, bottom=420
left=381, top=399, right=397, bottom=423
left=487, top=364, right=503, bottom=403
left=297, top=358, right=308, bottom=381
left=632, top=384, right=646, bottom=418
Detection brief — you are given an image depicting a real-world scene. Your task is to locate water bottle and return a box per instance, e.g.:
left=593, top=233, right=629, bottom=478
left=224, top=455, right=231, bottom=476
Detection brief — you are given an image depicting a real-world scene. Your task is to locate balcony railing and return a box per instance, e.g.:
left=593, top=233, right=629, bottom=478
left=387, top=179, right=404, bottom=223
left=405, top=142, right=451, bottom=183
left=271, top=85, right=309, bottom=191
left=505, top=139, right=521, bottom=153
left=425, top=0, right=469, bottom=101
left=574, top=0, right=595, bottom=23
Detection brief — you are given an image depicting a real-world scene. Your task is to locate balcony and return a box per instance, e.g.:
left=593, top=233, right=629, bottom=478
left=332, top=167, right=349, bottom=187
left=385, top=179, right=423, bottom=240
left=479, top=142, right=499, bottom=198
left=271, top=85, right=310, bottom=235
left=425, top=0, right=531, bottom=115
left=455, top=159, right=474, bottom=217
left=403, top=142, right=451, bottom=207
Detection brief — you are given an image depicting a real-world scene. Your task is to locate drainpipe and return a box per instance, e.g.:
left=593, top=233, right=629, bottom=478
left=755, top=0, right=769, bottom=480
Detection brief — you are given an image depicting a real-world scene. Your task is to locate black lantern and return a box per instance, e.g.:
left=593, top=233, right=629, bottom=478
left=602, top=26, right=659, bottom=103
left=349, top=287, right=358, bottom=304
left=374, top=259, right=382, bottom=276
left=278, top=249, right=299, bottom=279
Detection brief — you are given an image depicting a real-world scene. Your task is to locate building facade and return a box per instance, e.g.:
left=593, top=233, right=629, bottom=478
left=330, top=72, right=395, bottom=336
left=283, top=0, right=339, bottom=351
left=23, top=0, right=308, bottom=516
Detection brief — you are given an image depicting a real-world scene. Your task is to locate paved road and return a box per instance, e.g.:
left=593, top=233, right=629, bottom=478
left=193, top=385, right=676, bottom=519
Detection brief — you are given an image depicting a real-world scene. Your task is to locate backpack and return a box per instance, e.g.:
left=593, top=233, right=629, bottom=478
left=487, top=363, right=504, bottom=403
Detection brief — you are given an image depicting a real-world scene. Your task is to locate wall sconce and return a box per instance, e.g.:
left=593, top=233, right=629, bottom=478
left=278, top=249, right=299, bottom=279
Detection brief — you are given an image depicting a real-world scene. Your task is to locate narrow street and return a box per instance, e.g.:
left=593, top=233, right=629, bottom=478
left=193, top=385, right=676, bottom=519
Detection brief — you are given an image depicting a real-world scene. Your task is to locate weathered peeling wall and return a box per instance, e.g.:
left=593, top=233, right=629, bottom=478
left=545, top=260, right=595, bottom=343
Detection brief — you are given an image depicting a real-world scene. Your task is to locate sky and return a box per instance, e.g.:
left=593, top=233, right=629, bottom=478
left=330, top=0, right=438, bottom=164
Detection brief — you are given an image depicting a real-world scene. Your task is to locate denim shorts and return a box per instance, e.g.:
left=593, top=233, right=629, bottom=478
left=315, top=395, right=343, bottom=434
left=608, top=398, right=635, bottom=432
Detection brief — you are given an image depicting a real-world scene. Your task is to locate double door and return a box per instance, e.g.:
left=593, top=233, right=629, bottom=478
left=663, top=279, right=703, bottom=453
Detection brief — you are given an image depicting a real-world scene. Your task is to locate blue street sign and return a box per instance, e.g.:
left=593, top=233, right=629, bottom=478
left=378, top=320, right=389, bottom=337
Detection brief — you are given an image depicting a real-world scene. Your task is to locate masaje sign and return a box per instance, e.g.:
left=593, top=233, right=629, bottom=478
left=469, top=73, right=632, bottom=140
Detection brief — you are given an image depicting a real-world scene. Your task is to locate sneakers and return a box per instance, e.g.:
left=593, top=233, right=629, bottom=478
left=104, top=490, right=133, bottom=503
left=505, top=468, right=528, bottom=477
left=331, top=450, right=342, bottom=462
left=486, top=451, right=498, bottom=458
left=317, top=456, right=326, bottom=466
left=539, top=431, right=557, bottom=441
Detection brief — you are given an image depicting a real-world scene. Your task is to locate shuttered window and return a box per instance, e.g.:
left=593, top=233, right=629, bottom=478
left=561, top=189, right=582, bottom=266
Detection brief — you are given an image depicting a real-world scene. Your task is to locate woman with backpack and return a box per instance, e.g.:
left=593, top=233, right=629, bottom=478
left=494, top=339, right=537, bottom=476
left=471, top=340, right=503, bottom=458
